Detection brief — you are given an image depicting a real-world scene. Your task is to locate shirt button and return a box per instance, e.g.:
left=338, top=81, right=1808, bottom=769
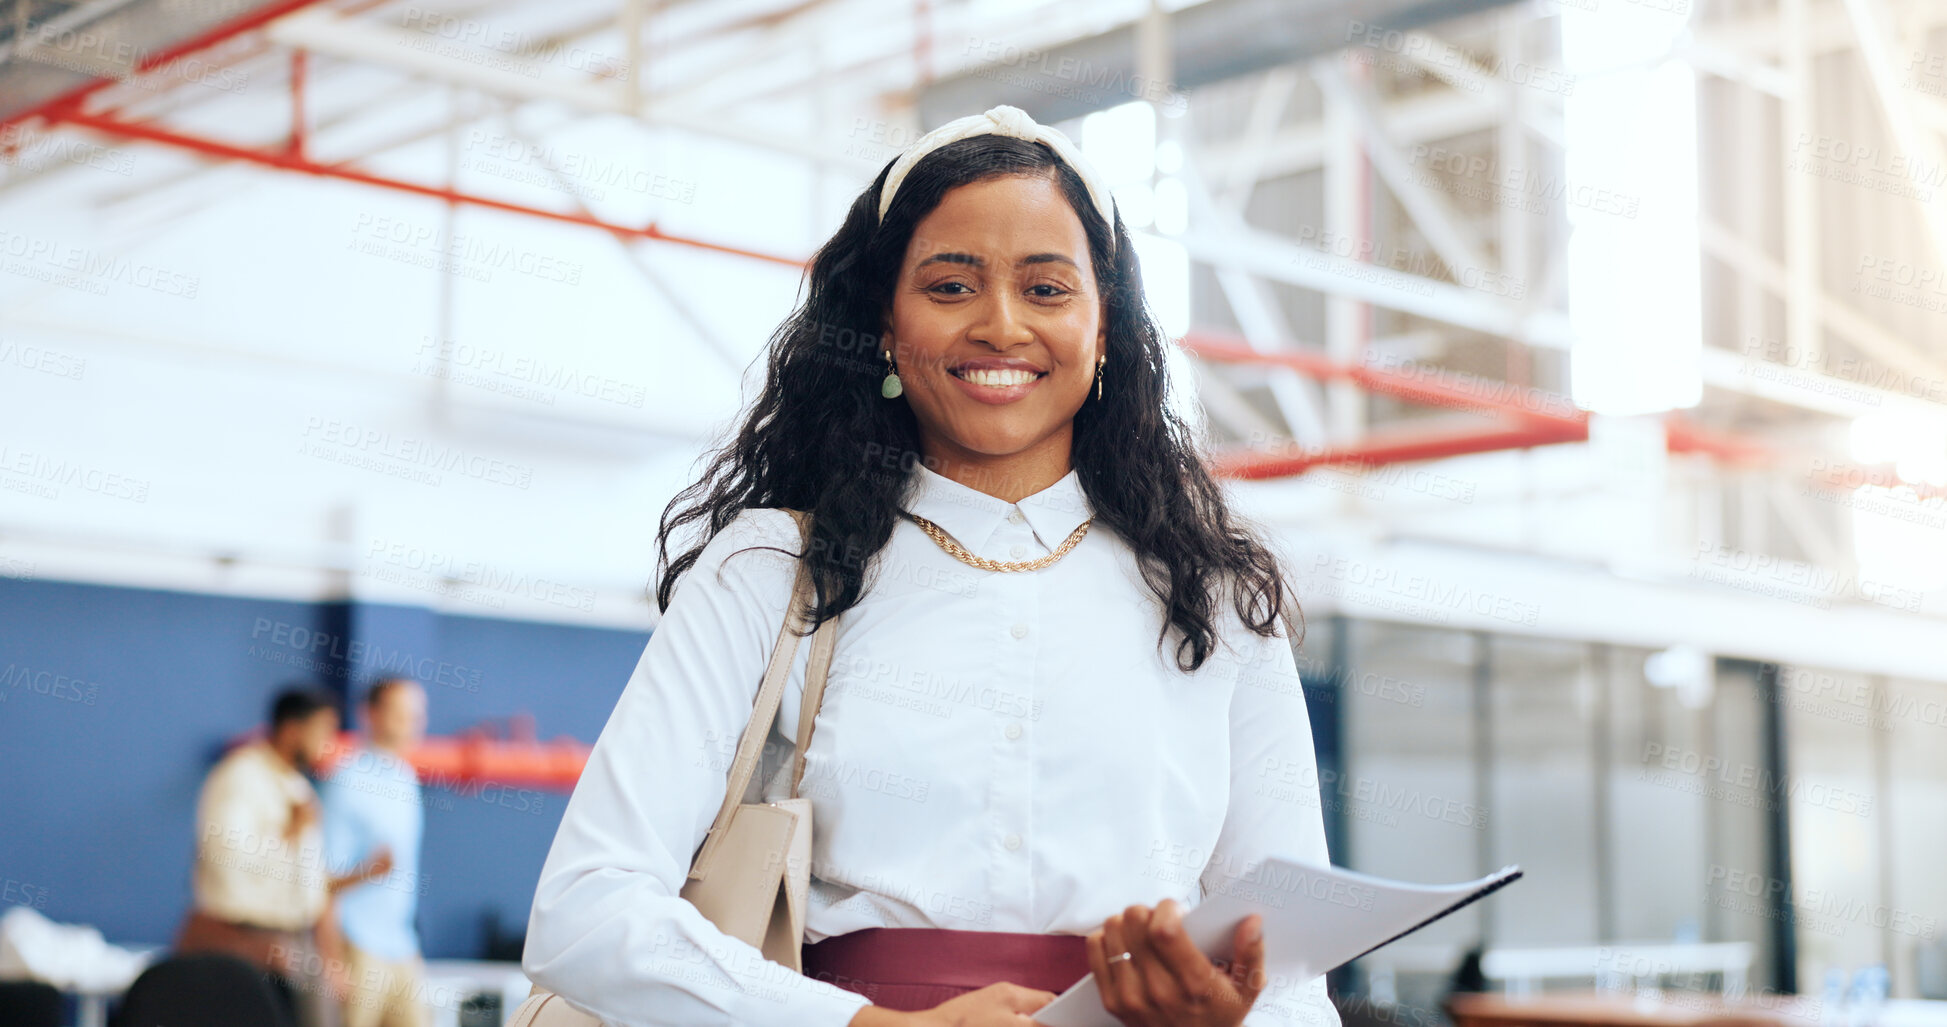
left=1010, top=544, right=1028, bottom=559
left=1008, top=509, right=1027, bottom=525
left=1003, top=833, right=1023, bottom=851
left=1010, top=623, right=1029, bottom=639
left=1004, top=723, right=1023, bottom=741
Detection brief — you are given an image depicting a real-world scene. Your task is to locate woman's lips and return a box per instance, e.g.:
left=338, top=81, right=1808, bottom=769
left=947, top=369, right=1046, bottom=405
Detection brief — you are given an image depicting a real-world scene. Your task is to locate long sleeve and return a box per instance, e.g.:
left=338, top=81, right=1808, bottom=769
left=1201, top=616, right=1343, bottom=1027
left=193, top=756, right=262, bottom=919
left=194, top=747, right=329, bottom=931
left=522, top=508, right=872, bottom=1027
left=320, top=774, right=366, bottom=878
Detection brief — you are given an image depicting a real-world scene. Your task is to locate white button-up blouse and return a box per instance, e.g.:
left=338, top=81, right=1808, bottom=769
left=523, top=462, right=1339, bottom=1027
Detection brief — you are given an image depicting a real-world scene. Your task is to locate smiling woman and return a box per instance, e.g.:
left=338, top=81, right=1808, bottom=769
left=889, top=174, right=1105, bottom=466
left=519, top=106, right=1333, bottom=1027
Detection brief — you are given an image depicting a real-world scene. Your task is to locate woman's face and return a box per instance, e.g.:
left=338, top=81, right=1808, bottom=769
left=885, top=173, right=1105, bottom=475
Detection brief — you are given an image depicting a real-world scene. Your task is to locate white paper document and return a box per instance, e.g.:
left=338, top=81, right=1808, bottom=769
left=1032, top=858, right=1523, bottom=1027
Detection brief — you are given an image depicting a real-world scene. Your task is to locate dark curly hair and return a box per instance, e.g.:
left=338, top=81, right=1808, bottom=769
left=653, top=132, right=1301, bottom=672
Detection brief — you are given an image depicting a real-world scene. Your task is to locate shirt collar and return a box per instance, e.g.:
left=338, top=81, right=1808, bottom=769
left=904, top=462, right=1095, bottom=553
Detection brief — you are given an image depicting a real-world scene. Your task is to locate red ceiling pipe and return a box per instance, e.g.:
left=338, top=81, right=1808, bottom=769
left=48, top=108, right=810, bottom=268
left=10, top=0, right=811, bottom=269
left=1180, top=331, right=1813, bottom=480
left=1179, top=331, right=1589, bottom=429
left=1213, top=419, right=1590, bottom=479
left=1662, top=415, right=1774, bottom=464
left=0, top=0, right=336, bottom=132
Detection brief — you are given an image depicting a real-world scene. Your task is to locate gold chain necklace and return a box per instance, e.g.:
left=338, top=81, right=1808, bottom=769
left=903, top=511, right=1093, bottom=572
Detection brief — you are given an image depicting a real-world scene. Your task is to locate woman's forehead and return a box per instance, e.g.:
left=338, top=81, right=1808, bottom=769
left=904, top=176, right=1091, bottom=265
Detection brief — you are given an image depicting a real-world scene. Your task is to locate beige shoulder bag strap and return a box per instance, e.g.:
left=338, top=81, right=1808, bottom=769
left=687, top=507, right=836, bottom=876
left=516, top=508, right=841, bottom=1024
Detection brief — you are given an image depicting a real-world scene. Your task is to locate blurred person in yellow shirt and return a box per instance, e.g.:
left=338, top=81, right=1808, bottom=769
left=176, top=686, right=388, bottom=1027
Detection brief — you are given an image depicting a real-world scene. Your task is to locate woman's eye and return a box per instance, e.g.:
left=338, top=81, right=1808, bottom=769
left=1029, top=284, right=1070, bottom=298
left=930, top=282, right=972, bottom=295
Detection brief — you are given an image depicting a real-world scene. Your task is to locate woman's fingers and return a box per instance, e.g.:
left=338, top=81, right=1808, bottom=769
left=1124, top=903, right=1188, bottom=1011
left=991, top=982, right=1058, bottom=1013
left=1228, top=913, right=1269, bottom=1002
left=1092, top=902, right=1267, bottom=1024
left=1146, top=898, right=1219, bottom=1003
left=1100, top=909, right=1150, bottom=1016
left=1083, top=928, right=1116, bottom=1016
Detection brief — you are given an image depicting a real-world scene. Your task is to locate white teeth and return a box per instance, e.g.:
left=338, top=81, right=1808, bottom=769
left=956, top=368, right=1040, bottom=387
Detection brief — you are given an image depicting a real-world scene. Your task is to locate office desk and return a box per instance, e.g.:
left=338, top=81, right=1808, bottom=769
left=1446, top=990, right=1825, bottom=1027
left=420, top=959, right=531, bottom=1027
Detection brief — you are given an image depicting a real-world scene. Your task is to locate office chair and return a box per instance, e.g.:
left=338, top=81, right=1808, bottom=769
left=112, top=952, right=295, bottom=1027
left=0, top=980, right=63, bottom=1027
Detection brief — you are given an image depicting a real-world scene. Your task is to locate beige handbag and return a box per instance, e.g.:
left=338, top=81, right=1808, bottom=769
left=510, top=508, right=840, bottom=1027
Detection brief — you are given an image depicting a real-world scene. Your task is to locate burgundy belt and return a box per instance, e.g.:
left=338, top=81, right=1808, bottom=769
left=801, top=927, right=1090, bottom=1012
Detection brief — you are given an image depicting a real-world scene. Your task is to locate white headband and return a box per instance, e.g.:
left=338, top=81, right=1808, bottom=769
left=876, top=104, right=1118, bottom=251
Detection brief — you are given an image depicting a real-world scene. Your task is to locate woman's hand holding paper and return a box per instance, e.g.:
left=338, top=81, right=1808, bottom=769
left=1084, top=898, right=1266, bottom=1027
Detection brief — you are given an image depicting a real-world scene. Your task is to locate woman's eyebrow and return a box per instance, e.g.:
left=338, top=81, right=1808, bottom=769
left=915, top=252, right=1079, bottom=270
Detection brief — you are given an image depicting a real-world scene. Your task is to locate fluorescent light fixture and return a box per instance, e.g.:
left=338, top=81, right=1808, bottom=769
left=1848, top=411, right=1947, bottom=590
left=1082, top=101, right=1156, bottom=185
left=1562, top=7, right=1703, bottom=416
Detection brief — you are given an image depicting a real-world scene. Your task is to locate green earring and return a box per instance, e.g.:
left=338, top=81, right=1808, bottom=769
left=881, top=348, right=903, bottom=399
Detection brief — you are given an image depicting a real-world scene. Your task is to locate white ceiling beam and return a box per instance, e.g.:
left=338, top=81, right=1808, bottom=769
left=1195, top=90, right=1505, bottom=183
left=1219, top=64, right=1300, bottom=213
left=1697, top=218, right=1947, bottom=386
left=1839, top=0, right=1947, bottom=273
left=1161, top=221, right=1573, bottom=348
left=264, top=7, right=861, bottom=169
left=1690, top=0, right=1947, bottom=58
left=1672, top=38, right=1793, bottom=98
left=1311, top=59, right=1494, bottom=285
left=1178, top=149, right=1332, bottom=446
left=1241, top=524, right=1947, bottom=683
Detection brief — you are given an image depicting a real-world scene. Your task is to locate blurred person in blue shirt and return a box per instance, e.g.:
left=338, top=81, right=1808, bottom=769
left=322, top=677, right=430, bottom=1027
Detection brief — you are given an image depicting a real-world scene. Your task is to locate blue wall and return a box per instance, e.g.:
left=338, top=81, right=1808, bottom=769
left=0, top=577, right=648, bottom=958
